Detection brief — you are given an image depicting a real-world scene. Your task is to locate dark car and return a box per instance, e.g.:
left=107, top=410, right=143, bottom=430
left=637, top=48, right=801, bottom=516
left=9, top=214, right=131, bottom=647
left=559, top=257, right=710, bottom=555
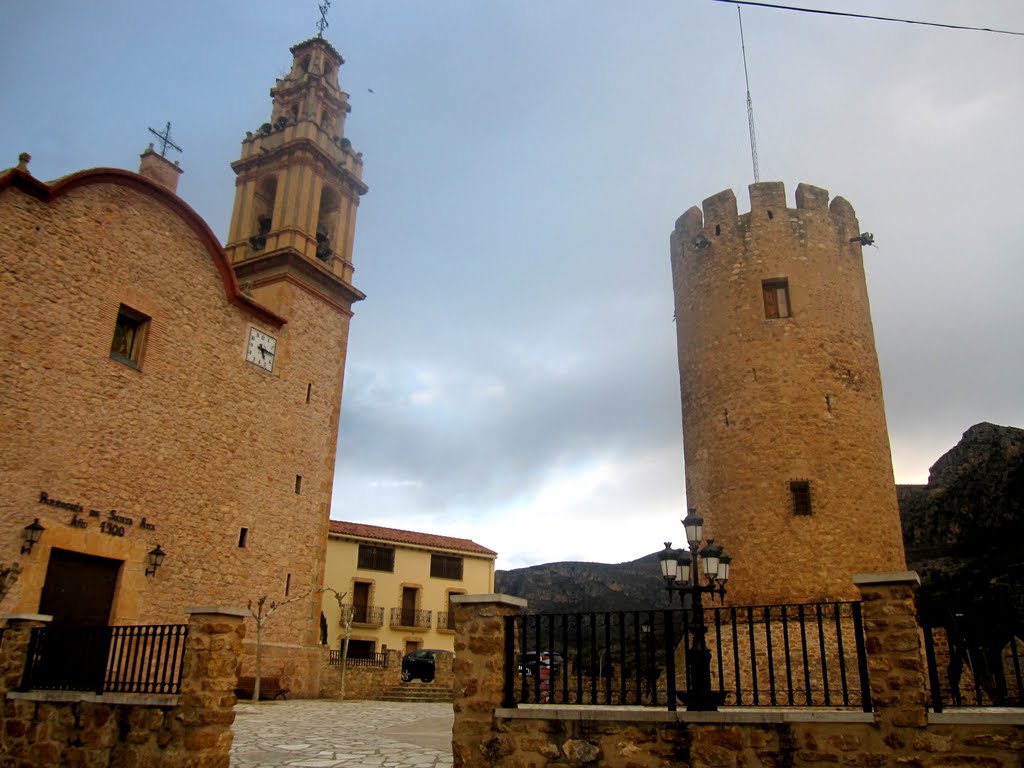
left=401, top=649, right=446, bottom=682
left=519, top=651, right=563, bottom=676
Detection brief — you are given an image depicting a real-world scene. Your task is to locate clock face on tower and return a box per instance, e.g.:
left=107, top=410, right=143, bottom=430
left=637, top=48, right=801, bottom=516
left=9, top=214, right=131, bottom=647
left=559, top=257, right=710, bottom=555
left=246, top=328, right=277, bottom=372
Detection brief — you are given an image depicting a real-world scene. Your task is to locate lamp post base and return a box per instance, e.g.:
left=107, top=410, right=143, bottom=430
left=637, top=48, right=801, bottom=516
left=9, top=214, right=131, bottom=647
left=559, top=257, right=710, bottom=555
left=682, top=647, right=721, bottom=711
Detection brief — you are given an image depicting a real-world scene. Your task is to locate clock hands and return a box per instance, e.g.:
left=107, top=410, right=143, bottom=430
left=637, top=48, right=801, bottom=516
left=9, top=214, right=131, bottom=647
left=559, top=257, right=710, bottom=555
left=257, top=343, right=274, bottom=359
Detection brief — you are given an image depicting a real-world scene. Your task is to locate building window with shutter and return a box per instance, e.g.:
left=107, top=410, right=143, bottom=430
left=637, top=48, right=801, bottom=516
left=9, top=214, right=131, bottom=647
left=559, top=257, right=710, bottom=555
left=790, top=480, right=812, bottom=516
left=762, top=279, right=791, bottom=319
left=110, top=304, right=151, bottom=368
left=357, top=544, right=395, bottom=572
left=430, top=554, right=463, bottom=580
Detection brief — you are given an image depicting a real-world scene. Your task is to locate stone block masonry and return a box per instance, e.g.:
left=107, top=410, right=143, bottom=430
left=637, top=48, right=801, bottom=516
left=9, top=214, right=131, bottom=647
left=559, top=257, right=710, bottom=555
left=671, top=182, right=907, bottom=606
left=0, top=606, right=246, bottom=767
left=450, top=579, right=1024, bottom=768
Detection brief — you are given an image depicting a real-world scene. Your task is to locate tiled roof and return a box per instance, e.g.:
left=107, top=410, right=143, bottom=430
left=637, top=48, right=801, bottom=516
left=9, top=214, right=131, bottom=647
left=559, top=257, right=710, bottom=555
left=328, top=520, right=497, bottom=557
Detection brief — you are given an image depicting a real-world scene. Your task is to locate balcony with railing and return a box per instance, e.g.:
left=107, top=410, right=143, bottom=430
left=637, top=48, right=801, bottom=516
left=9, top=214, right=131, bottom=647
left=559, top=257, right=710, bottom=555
left=344, top=603, right=384, bottom=627
left=437, top=611, right=457, bottom=632
left=390, top=607, right=432, bottom=630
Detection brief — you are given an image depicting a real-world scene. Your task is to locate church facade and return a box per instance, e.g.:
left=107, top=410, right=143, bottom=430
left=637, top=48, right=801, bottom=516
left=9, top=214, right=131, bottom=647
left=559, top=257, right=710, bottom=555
left=0, top=35, right=365, bottom=696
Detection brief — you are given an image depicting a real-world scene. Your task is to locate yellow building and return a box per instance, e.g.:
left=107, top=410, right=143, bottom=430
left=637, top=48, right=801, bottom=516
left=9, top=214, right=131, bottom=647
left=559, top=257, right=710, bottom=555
left=322, top=521, right=496, bottom=656
left=0, top=34, right=366, bottom=696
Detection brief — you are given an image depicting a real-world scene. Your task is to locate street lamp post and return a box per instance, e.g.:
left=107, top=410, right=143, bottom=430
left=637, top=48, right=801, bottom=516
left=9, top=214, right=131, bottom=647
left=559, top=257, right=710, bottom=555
left=657, top=509, right=732, bottom=711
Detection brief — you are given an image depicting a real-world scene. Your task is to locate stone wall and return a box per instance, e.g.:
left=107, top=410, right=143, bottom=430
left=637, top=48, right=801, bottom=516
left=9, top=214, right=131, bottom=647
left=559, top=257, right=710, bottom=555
left=451, top=578, right=1024, bottom=768
left=319, top=647, right=400, bottom=700
left=0, top=166, right=345, bottom=697
left=318, top=647, right=455, bottom=700
left=0, top=606, right=245, bottom=768
left=670, top=182, right=907, bottom=605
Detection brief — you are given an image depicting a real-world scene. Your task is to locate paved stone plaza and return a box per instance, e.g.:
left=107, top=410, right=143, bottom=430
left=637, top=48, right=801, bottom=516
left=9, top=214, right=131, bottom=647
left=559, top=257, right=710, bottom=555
left=230, top=700, right=454, bottom=768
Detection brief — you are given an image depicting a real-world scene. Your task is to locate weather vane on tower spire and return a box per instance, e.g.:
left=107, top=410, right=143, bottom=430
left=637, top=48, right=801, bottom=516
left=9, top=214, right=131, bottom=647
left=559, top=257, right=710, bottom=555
left=316, top=1, right=331, bottom=37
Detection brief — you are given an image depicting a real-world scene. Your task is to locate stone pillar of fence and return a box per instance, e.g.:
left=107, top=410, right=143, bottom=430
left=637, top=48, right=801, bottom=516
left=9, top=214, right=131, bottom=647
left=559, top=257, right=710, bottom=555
left=163, top=606, right=248, bottom=767
left=451, top=594, right=527, bottom=768
left=853, top=572, right=927, bottom=731
left=0, top=613, right=51, bottom=695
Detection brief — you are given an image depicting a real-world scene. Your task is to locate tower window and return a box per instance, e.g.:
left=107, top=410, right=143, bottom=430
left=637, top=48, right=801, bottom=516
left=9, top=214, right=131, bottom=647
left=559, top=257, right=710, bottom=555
left=238, top=528, right=249, bottom=548
left=790, top=481, right=812, bottom=516
left=110, top=304, right=150, bottom=368
left=762, top=279, right=791, bottom=320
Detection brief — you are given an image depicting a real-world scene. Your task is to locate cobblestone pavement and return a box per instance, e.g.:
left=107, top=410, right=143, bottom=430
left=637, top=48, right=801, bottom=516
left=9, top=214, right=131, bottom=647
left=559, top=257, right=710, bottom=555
left=230, top=700, right=455, bottom=768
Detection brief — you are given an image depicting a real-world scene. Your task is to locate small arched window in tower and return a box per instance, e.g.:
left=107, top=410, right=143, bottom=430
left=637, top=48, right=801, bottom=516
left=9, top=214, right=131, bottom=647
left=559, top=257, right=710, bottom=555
left=290, top=104, right=299, bottom=124
left=249, top=176, right=278, bottom=251
left=300, top=55, right=310, bottom=73
left=315, top=186, right=340, bottom=263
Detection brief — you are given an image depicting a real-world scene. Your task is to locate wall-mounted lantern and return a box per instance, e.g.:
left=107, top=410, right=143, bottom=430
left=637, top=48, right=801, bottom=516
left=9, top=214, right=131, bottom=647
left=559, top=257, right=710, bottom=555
left=145, top=544, right=166, bottom=577
left=21, top=518, right=44, bottom=554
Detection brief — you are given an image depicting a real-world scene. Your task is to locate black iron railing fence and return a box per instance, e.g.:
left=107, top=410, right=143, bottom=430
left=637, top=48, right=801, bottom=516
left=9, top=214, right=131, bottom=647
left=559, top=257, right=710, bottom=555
left=504, top=601, right=871, bottom=711
left=390, top=608, right=432, bottom=629
left=21, top=624, right=188, bottom=695
left=921, top=621, right=1023, bottom=711
left=329, top=650, right=388, bottom=667
left=437, top=611, right=456, bottom=631
left=345, top=604, right=384, bottom=626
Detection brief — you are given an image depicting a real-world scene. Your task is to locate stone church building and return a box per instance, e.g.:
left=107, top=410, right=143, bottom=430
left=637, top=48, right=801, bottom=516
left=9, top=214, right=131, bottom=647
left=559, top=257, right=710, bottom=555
left=0, top=35, right=364, bottom=696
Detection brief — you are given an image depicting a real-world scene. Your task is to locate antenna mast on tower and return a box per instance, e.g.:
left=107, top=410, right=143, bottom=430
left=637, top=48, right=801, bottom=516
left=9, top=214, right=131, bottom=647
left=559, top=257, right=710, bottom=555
left=738, top=7, right=760, bottom=183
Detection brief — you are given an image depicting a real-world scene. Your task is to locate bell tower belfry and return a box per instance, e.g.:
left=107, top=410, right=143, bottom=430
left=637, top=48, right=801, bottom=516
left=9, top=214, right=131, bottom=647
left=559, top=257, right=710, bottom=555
left=225, top=35, right=367, bottom=314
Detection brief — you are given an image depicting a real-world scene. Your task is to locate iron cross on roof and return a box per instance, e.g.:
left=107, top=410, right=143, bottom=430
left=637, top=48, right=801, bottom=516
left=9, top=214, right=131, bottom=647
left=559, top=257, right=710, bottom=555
left=316, top=0, right=331, bottom=37
left=147, top=122, right=182, bottom=158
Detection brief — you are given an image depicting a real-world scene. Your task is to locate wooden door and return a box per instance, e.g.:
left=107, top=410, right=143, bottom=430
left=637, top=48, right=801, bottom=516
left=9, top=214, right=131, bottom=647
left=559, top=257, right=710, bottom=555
left=38, top=548, right=121, bottom=626
left=401, top=587, right=417, bottom=627
left=353, top=582, right=370, bottom=623
left=35, top=548, right=122, bottom=690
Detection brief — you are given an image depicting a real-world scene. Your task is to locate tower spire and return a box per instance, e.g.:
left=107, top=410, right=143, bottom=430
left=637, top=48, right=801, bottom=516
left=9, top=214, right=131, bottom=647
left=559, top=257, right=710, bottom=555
left=224, top=36, right=367, bottom=315
left=317, top=1, right=331, bottom=38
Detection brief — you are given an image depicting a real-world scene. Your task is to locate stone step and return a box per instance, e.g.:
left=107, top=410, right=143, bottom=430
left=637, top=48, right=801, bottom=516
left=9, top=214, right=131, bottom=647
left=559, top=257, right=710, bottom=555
left=378, top=683, right=453, bottom=703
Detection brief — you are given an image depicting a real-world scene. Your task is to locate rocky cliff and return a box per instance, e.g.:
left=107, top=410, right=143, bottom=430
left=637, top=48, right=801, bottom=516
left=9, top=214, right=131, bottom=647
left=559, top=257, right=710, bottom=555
left=495, top=553, right=667, bottom=614
left=898, top=421, right=1024, bottom=624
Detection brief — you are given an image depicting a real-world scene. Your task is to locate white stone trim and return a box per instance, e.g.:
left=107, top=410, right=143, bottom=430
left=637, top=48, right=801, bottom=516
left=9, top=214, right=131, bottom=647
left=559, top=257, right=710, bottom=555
left=185, top=605, right=249, bottom=618
left=450, top=594, right=527, bottom=608
left=2, top=613, right=53, bottom=623
left=8, top=690, right=178, bottom=707
left=497, top=705, right=874, bottom=724
left=852, top=571, right=920, bottom=586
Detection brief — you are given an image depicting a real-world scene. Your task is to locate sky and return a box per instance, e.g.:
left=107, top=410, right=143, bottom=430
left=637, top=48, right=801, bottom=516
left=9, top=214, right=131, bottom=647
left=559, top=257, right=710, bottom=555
left=3, top=1, right=1022, bottom=571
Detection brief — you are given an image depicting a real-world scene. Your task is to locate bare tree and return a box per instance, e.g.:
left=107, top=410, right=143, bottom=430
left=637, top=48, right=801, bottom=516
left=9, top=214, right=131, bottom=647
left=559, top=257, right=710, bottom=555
left=246, top=590, right=310, bottom=702
left=0, top=562, right=21, bottom=604
left=321, top=586, right=356, bottom=700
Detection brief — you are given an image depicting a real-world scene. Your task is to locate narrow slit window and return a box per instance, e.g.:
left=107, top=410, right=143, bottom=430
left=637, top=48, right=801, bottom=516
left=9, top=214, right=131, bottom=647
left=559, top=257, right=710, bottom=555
left=285, top=573, right=291, bottom=596
left=238, top=527, right=249, bottom=548
left=306, top=383, right=312, bottom=403
left=790, top=481, right=812, bottom=516
left=762, top=279, right=791, bottom=320
left=295, top=475, right=303, bottom=494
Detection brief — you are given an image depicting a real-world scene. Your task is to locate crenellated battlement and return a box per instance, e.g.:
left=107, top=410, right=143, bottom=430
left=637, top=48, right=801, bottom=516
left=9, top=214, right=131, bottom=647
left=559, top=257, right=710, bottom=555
left=672, top=181, right=859, bottom=259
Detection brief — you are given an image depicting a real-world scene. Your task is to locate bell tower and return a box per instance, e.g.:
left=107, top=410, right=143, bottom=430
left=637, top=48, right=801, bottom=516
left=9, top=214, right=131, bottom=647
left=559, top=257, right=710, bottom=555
left=225, top=35, right=367, bottom=314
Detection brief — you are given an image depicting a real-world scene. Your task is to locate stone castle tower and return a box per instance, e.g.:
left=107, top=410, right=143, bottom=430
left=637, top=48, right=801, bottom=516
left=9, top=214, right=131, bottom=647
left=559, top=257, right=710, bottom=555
left=225, top=35, right=367, bottom=316
left=670, top=182, right=906, bottom=606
